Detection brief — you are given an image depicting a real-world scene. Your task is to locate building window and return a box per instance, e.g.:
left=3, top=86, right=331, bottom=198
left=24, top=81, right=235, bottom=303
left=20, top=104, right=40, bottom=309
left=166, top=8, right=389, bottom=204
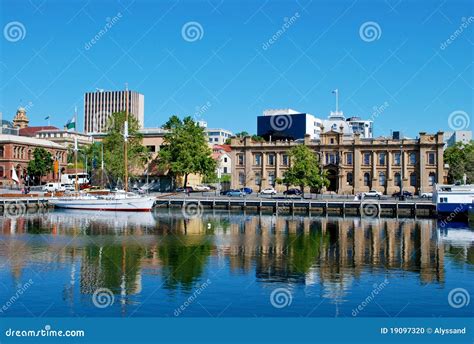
left=268, top=154, right=275, bottom=166
left=428, top=152, right=436, bottom=165
left=146, top=145, right=156, bottom=153
left=254, top=154, right=262, bottom=166
left=0, top=166, right=3, bottom=178
left=239, top=172, right=245, bottom=185
left=238, top=154, right=244, bottom=166
left=379, top=172, right=386, bottom=186
left=326, top=153, right=338, bottom=165
left=409, top=152, right=416, bottom=165
left=347, top=172, right=353, bottom=186
left=394, top=172, right=401, bottom=187
left=268, top=171, right=275, bottom=186
left=282, top=154, right=289, bottom=166
left=394, top=152, right=401, bottom=166
left=223, top=167, right=228, bottom=174
left=379, top=152, right=386, bottom=165
left=330, top=138, right=334, bottom=144
left=410, top=172, right=417, bottom=187
left=428, top=172, right=436, bottom=186
left=364, top=172, right=371, bottom=187
left=255, top=172, right=262, bottom=185
left=363, top=152, right=371, bottom=165
left=0, top=146, right=3, bottom=158
left=224, top=157, right=228, bottom=163
left=346, top=153, right=353, bottom=165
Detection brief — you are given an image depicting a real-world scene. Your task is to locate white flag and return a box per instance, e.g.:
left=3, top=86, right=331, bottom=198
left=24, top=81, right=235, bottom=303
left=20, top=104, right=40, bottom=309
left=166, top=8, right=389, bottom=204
left=11, top=166, right=19, bottom=184
left=123, top=121, right=129, bottom=142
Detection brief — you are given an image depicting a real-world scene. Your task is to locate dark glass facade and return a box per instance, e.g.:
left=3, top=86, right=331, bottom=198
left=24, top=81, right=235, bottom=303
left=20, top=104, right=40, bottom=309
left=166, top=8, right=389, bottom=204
left=257, top=113, right=308, bottom=140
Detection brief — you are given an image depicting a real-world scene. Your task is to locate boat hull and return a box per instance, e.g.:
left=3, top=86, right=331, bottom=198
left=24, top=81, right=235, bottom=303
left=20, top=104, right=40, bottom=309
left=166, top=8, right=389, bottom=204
left=49, top=197, right=156, bottom=212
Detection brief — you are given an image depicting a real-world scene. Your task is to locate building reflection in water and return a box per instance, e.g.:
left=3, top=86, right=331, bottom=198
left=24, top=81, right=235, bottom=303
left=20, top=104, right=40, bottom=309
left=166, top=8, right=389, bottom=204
left=0, top=209, right=473, bottom=307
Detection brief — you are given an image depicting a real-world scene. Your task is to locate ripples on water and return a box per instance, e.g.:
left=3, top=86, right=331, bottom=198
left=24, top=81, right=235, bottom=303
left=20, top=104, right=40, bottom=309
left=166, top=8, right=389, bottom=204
left=0, top=209, right=472, bottom=317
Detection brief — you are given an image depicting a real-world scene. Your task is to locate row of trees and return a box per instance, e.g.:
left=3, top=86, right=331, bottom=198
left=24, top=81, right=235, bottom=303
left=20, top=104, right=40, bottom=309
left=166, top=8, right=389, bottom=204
left=444, top=141, right=474, bottom=184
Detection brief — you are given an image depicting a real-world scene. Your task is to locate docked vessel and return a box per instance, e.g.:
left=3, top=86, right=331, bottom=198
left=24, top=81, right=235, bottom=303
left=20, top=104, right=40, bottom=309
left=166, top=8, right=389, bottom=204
left=49, top=191, right=156, bottom=211
left=434, top=184, right=474, bottom=215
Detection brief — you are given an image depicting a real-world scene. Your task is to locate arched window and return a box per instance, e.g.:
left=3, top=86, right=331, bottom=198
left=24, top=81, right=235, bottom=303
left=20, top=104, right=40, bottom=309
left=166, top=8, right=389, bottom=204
left=379, top=172, right=386, bottom=186
left=428, top=172, right=436, bottom=186
left=364, top=172, right=371, bottom=187
left=347, top=172, right=353, bottom=186
left=394, top=172, right=401, bottom=186
left=410, top=172, right=417, bottom=187
left=27, top=150, right=32, bottom=160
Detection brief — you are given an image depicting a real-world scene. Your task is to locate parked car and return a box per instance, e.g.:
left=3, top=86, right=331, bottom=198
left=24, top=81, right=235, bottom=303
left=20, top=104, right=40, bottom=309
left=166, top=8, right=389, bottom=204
left=176, top=186, right=193, bottom=193
left=392, top=190, right=413, bottom=198
left=283, top=188, right=302, bottom=195
left=420, top=192, right=433, bottom=198
left=43, top=183, right=66, bottom=192
left=240, top=187, right=253, bottom=194
left=193, top=185, right=211, bottom=192
left=226, top=189, right=245, bottom=197
left=260, top=187, right=277, bottom=195
left=363, top=190, right=382, bottom=199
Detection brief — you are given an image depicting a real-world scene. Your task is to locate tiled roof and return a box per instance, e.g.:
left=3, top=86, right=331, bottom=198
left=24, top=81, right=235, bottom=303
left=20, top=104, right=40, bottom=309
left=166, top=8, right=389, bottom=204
left=19, top=126, right=59, bottom=137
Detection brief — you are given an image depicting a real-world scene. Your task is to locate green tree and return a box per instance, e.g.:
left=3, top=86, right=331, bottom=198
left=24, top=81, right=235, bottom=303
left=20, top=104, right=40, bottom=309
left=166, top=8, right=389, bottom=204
left=158, top=116, right=216, bottom=187
left=444, top=141, right=474, bottom=184
left=27, top=148, right=53, bottom=184
left=282, top=145, right=329, bottom=195
left=102, top=111, right=149, bottom=182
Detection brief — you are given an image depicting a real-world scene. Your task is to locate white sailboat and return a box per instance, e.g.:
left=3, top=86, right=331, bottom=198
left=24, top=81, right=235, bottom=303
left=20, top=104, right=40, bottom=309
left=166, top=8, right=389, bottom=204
left=50, top=87, right=156, bottom=212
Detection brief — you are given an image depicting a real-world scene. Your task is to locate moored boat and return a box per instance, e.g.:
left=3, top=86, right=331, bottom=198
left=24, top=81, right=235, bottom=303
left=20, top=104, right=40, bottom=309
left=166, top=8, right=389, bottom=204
left=434, top=184, right=474, bottom=215
left=49, top=192, right=156, bottom=211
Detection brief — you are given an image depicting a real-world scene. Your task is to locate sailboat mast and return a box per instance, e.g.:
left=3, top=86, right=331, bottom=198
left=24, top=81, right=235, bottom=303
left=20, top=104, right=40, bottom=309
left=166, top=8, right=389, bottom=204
left=124, top=84, right=129, bottom=192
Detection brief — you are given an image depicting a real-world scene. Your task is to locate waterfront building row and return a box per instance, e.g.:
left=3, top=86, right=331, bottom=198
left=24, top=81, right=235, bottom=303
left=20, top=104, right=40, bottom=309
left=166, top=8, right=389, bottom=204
left=230, top=131, right=447, bottom=195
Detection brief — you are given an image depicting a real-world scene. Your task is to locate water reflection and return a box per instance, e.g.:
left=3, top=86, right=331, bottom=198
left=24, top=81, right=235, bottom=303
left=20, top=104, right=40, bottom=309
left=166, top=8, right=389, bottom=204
left=0, top=209, right=472, bottom=316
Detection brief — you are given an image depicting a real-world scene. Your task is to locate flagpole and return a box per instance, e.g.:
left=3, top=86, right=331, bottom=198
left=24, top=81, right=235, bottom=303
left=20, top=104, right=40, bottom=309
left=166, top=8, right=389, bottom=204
left=74, top=137, right=78, bottom=192
left=124, top=83, right=129, bottom=192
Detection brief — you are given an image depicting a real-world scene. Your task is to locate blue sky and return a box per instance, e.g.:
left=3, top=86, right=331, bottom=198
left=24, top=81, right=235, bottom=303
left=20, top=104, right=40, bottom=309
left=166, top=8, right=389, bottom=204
left=0, top=0, right=472, bottom=137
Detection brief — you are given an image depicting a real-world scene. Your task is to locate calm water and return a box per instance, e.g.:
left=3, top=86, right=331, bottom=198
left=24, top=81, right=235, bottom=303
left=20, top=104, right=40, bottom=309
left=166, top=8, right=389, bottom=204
left=0, top=209, right=472, bottom=317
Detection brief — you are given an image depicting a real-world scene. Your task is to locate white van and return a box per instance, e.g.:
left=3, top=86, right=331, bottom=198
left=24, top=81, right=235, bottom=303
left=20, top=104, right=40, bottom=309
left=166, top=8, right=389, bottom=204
left=43, top=183, right=66, bottom=192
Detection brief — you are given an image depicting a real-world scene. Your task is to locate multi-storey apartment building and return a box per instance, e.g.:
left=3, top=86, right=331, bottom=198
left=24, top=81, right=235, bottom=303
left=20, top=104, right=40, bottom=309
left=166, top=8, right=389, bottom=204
left=231, top=130, right=447, bottom=195
left=84, top=89, right=144, bottom=133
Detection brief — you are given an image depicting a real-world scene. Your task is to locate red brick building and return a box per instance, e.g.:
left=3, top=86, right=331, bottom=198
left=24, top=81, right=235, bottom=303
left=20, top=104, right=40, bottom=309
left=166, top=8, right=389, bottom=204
left=0, top=135, right=68, bottom=186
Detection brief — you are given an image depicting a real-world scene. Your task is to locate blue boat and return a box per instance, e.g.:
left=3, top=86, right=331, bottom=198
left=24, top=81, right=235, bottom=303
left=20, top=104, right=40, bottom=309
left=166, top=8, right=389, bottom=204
left=434, top=184, right=474, bottom=215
